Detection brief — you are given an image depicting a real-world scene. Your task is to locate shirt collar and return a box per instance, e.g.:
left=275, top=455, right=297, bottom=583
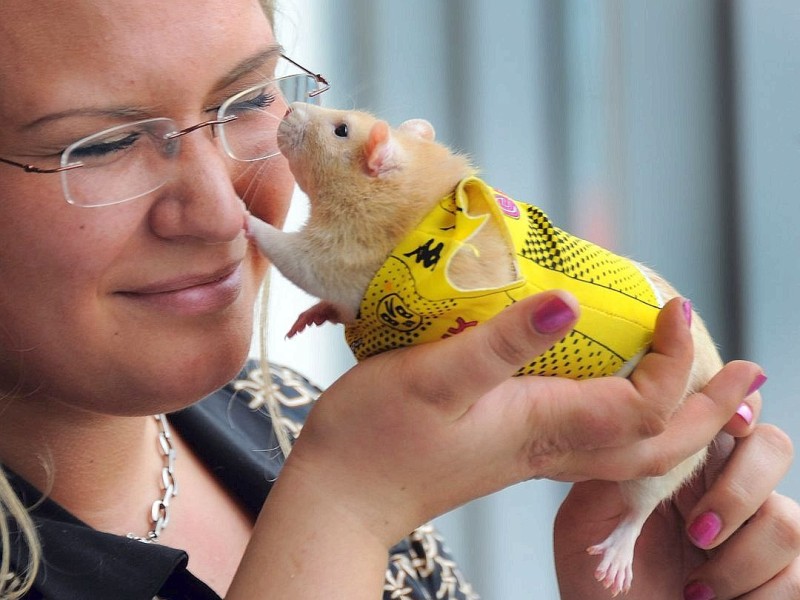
left=3, top=363, right=314, bottom=599
left=6, top=470, right=188, bottom=600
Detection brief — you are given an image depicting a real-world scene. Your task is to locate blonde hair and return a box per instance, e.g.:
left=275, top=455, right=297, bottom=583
left=254, top=0, right=295, bottom=461
left=0, top=1, right=279, bottom=596
left=0, top=475, right=40, bottom=598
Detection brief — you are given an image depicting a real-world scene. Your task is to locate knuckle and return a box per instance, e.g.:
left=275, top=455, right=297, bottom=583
left=768, top=495, right=800, bottom=552
left=643, top=461, right=672, bottom=479
left=393, top=351, right=459, bottom=412
left=629, top=382, right=682, bottom=439
left=638, top=448, right=673, bottom=478
left=759, top=423, right=795, bottom=461
left=521, top=426, right=577, bottom=480
left=405, top=371, right=458, bottom=412
left=785, top=560, right=800, bottom=598
left=638, top=409, right=669, bottom=439
left=485, top=327, right=529, bottom=370
left=523, top=435, right=560, bottom=477
left=722, top=477, right=754, bottom=516
left=577, top=407, right=630, bottom=450
left=708, top=564, right=738, bottom=594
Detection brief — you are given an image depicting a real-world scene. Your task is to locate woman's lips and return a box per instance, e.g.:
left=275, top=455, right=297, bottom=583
left=118, top=261, right=244, bottom=316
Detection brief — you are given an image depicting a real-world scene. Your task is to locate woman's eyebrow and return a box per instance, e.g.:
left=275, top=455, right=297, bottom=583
left=212, top=44, right=284, bottom=93
left=23, top=107, right=151, bottom=132
left=21, top=44, right=285, bottom=131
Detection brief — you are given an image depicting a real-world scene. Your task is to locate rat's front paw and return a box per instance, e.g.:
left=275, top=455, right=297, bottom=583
left=287, top=301, right=344, bottom=338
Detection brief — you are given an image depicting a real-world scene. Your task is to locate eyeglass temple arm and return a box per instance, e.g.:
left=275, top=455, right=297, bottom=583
left=0, top=156, right=83, bottom=174
left=280, top=53, right=330, bottom=97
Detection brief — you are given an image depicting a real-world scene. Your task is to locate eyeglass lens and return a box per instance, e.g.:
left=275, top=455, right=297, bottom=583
left=62, top=72, right=322, bottom=207
left=218, top=74, right=320, bottom=162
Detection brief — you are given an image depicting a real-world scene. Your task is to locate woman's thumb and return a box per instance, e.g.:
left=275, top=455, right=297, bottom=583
left=403, top=290, right=580, bottom=409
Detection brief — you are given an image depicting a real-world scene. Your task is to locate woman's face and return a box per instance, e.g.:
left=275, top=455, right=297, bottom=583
left=0, top=0, right=294, bottom=415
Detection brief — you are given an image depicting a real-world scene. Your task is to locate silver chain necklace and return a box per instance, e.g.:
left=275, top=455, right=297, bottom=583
left=127, top=414, right=178, bottom=543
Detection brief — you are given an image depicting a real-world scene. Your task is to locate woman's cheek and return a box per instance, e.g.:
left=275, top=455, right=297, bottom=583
left=236, top=154, right=295, bottom=227
left=248, top=245, right=269, bottom=282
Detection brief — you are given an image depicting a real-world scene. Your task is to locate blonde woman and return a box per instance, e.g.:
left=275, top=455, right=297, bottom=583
left=0, top=1, right=797, bottom=599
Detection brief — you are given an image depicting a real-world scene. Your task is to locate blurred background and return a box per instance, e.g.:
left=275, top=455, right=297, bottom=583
left=263, top=1, right=799, bottom=597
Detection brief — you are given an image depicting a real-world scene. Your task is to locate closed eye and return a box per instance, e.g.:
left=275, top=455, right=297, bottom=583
left=69, top=132, right=141, bottom=160
left=227, top=89, right=277, bottom=114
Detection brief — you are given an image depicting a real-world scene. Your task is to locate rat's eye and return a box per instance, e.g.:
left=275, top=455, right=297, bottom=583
left=334, top=123, right=349, bottom=138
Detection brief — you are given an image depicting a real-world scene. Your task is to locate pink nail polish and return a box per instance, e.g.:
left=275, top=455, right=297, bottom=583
left=735, top=402, right=754, bottom=425
left=532, top=295, right=576, bottom=334
left=684, top=581, right=716, bottom=600
left=682, top=299, right=693, bottom=327
left=688, top=511, right=722, bottom=548
left=747, top=373, right=767, bottom=396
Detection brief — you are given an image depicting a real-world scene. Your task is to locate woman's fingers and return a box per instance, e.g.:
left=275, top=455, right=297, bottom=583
left=393, top=290, right=581, bottom=415
left=437, top=295, right=724, bottom=483
left=687, top=424, right=793, bottom=549
left=678, top=424, right=798, bottom=599
left=627, top=297, right=695, bottom=425
left=308, top=286, right=766, bottom=532
left=547, top=359, right=764, bottom=481
left=396, top=293, right=692, bottom=447
left=513, top=297, right=697, bottom=458
left=740, top=557, right=800, bottom=600
left=486, top=295, right=693, bottom=442
left=685, top=493, right=800, bottom=600
left=723, top=384, right=764, bottom=437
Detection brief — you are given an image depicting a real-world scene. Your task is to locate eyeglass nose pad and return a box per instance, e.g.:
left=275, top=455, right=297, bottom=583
left=163, top=137, right=180, bottom=158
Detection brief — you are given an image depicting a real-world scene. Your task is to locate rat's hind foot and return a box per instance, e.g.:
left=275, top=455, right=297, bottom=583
left=586, top=516, right=644, bottom=596
left=286, top=301, right=343, bottom=338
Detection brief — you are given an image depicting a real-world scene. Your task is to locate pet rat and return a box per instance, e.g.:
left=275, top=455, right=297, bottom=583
left=247, top=102, right=723, bottom=595
left=247, top=103, right=513, bottom=335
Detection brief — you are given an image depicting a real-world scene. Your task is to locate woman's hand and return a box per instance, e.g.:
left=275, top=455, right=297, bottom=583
left=554, top=392, right=800, bottom=599
left=230, top=291, right=765, bottom=598
left=286, top=293, right=763, bottom=542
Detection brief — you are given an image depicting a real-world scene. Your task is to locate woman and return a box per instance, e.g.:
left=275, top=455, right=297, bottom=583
left=0, top=1, right=797, bottom=598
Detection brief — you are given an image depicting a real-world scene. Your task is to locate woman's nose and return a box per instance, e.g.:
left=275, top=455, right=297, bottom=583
left=146, top=133, right=246, bottom=243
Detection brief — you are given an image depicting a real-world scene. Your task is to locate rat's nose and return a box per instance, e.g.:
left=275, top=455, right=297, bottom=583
left=284, top=106, right=294, bottom=118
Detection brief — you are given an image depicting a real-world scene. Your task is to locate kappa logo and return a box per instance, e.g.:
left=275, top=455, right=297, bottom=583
left=376, top=293, right=422, bottom=332
left=403, top=239, right=444, bottom=270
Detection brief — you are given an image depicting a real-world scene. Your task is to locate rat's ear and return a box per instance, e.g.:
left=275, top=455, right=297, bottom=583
left=397, top=118, right=435, bottom=141
left=364, top=120, right=403, bottom=177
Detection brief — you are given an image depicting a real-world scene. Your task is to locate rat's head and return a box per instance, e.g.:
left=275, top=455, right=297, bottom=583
left=277, top=102, right=439, bottom=197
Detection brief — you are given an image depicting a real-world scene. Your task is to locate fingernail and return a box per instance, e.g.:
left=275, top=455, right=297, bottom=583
left=684, top=581, right=716, bottom=600
left=532, top=295, right=576, bottom=334
left=735, top=402, right=754, bottom=425
left=682, top=299, right=693, bottom=327
left=688, top=511, right=722, bottom=548
left=747, top=372, right=767, bottom=396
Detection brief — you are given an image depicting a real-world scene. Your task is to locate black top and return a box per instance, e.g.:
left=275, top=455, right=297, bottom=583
left=4, top=362, right=478, bottom=599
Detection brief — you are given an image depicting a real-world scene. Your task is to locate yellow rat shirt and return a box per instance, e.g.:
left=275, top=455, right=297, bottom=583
left=344, top=176, right=664, bottom=378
